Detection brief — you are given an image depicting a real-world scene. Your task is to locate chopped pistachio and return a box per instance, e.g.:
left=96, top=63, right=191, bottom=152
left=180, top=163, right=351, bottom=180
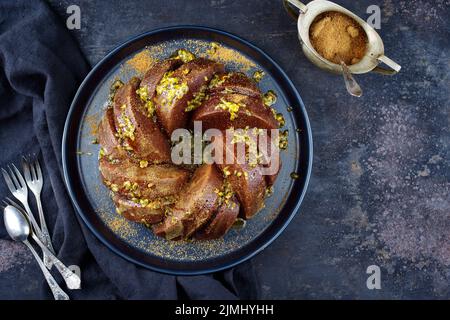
left=156, top=71, right=189, bottom=107
left=139, top=160, right=149, bottom=168
left=215, top=98, right=244, bottom=121
left=185, top=85, right=207, bottom=112
left=173, top=49, right=196, bottom=63
left=252, top=70, right=265, bottom=82
left=265, top=186, right=274, bottom=197
left=123, top=180, right=132, bottom=190
left=122, top=142, right=134, bottom=151
left=109, top=158, right=120, bottom=164
left=275, top=112, right=285, bottom=127
left=232, top=218, right=247, bottom=230
left=136, top=86, right=156, bottom=118
left=209, top=73, right=231, bottom=88
left=117, top=110, right=135, bottom=141
left=215, top=181, right=235, bottom=207
left=133, top=189, right=142, bottom=198
left=110, top=79, right=124, bottom=93
left=144, top=100, right=156, bottom=118
left=110, top=184, right=119, bottom=192
left=222, top=166, right=231, bottom=177
left=136, top=86, right=148, bottom=101
left=99, top=147, right=106, bottom=159
left=109, top=79, right=124, bottom=102
left=206, top=42, right=220, bottom=55
left=279, top=130, right=289, bottom=150
left=263, top=90, right=277, bottom=107
left=142, top=220, right=151, bottom=228
left=207, top=42, right=220, bottom=55
left=270, top=107, right=285, bottom=128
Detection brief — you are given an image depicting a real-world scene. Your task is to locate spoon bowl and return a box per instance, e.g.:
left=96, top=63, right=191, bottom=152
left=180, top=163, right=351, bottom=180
left=3, top=205, right=30, bottom=242
left=3, top=205, right=70, bottom=299
left=4, top=205, right=81, bottom=290
left=340, top=60, right=362, bottom=97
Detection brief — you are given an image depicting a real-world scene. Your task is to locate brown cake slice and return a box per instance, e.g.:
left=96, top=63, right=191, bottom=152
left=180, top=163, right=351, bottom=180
left=155, top=58, right=225, bottom=135
left=139, top=58, right=182, bottom=103
left=153, top=164, right=222, bottom=240
left=99, top=158, right=191, bottom=200
left=97, top=107, right=127, bottom=161
left=265, top=160, right=281, bottom=187
left=112, top=194, right=169, bottom=225
left=194, top=195, right=240, bottom=240
left=209, top=72, right=261, bottom=97
left=218, top=163, right=266, bottom=219
left=259, top=132, right=282, bottom=187
left=113, top=77, right=171, bottom=163
left=192, top=92, right=278, bottom=132
left=213, top=134, right=267, bottom=219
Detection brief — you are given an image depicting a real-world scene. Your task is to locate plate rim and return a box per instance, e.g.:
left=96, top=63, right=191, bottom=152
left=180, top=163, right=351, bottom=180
left=62, top=25, right=313, bottom=275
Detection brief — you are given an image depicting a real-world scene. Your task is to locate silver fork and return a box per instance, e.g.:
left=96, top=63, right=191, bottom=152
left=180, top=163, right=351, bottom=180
left=1, top=164, right=53, bottom=268
left=3, top=197, right=25, bottom=210
left=22, top=156, right=56, bottom=268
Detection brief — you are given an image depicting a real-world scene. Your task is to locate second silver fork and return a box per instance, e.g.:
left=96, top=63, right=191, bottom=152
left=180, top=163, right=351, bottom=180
left=22, top=156, right=56, bottom=269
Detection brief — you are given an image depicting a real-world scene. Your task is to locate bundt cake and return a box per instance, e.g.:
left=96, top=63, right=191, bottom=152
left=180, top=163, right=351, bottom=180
left=98, top=48, right=283, bottom=240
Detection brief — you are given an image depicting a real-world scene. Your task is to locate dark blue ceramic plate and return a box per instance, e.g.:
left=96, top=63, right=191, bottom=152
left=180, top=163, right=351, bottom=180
left=62, top=26, right=312, bottom=275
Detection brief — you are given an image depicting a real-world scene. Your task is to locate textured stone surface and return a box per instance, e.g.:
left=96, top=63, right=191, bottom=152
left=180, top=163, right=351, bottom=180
left=1, top=0, right=448, bottom=299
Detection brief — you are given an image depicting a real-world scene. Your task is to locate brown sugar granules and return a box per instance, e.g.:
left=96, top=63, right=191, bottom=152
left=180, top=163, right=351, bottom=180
left=309, top=11, right=367, bottom=65
left=204, top=41, right=256, bottom=71
left=126, top=49, right=155, bottom=74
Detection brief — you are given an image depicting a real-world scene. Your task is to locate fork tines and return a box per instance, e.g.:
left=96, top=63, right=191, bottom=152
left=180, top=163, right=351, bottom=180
left=22, top=154, right=42, bottom=184
left=2, top=164, right=28, bottom=194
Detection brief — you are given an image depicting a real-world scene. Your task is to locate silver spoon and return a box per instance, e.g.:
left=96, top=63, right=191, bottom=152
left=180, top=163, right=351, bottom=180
left=3, top=205, right=70, bottom=300
left=5, top=203, right=81, bottom=289
left=4, top=205, right=81, bottom=289
left=340, top=60, right=362, bottom=97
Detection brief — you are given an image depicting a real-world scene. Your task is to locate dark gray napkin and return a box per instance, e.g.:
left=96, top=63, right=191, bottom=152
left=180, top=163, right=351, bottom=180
left=0, top=0, right=258, bottom=300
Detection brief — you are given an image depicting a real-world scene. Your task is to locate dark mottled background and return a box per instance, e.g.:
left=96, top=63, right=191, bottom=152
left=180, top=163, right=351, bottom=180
left=1, top=0, right=449, bottom=299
